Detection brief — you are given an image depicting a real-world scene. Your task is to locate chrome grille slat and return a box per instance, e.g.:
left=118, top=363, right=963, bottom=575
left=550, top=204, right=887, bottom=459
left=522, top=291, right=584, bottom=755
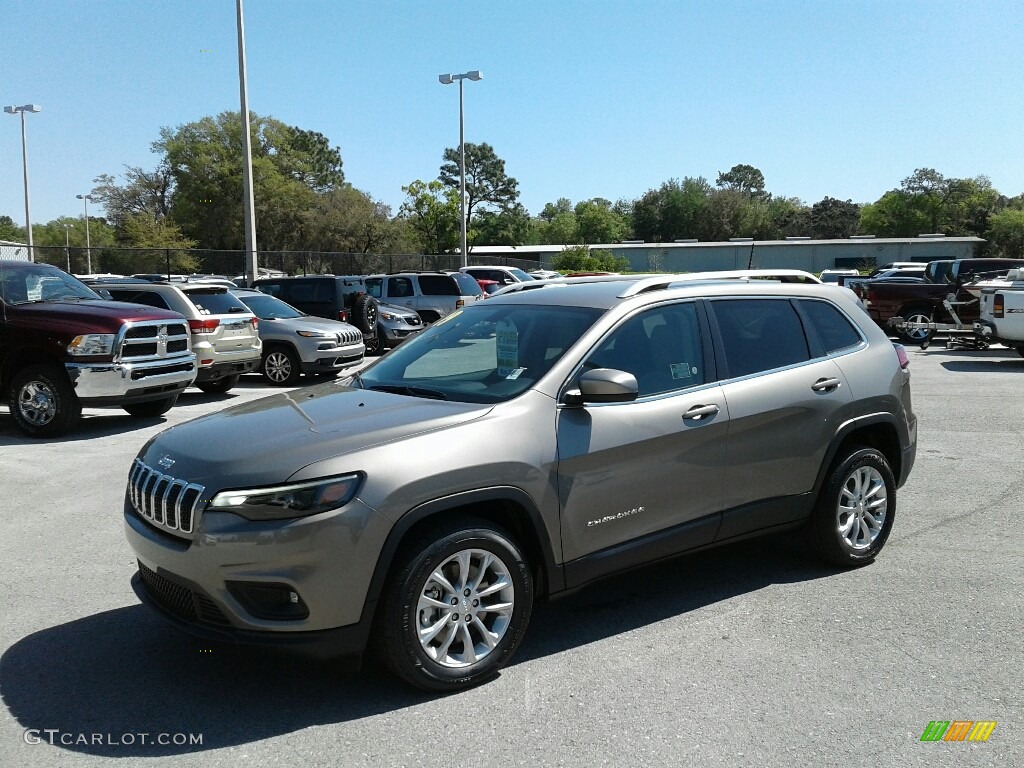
left=127, top=459, right=204, bottom=536
left=115, top=320, right=192, bottom=362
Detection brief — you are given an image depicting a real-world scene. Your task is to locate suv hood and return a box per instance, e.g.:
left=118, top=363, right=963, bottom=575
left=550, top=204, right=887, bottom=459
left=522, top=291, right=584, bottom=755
left=9, top=300, right=185, bottom=334
left=262, top=315, right=358, bottom=334
left=140, top=384, right=490, bottom=489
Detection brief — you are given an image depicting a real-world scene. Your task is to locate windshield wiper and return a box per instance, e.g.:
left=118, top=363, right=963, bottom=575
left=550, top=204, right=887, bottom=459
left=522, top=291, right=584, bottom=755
left=368, top=384, right=447, bottom=400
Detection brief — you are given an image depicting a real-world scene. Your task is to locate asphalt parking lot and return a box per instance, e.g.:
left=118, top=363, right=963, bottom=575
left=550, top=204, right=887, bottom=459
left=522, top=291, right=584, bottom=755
left=1, top=345, right=1021, bottom=767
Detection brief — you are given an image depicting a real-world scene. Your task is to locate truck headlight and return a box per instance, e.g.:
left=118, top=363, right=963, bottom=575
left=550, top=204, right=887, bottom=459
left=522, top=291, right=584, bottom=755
left=208, top=474, right=361, bottom=521
left=67, top=334, right=115, bottom=356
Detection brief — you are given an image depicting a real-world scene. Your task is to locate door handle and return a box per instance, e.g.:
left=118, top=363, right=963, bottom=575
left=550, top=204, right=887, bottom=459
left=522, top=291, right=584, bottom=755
left=683, top=404, right=720, bottom=420
left=811, top=377, right=841, bottom=392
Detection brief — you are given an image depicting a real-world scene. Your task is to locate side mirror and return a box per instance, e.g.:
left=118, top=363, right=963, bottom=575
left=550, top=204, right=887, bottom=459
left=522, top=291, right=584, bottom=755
left=563, top=368, right=639, bottom=406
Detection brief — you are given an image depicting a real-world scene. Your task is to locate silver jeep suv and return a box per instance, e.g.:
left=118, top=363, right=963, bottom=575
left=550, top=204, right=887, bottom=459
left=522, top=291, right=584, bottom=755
left=123, top=271, right=917, bottom=691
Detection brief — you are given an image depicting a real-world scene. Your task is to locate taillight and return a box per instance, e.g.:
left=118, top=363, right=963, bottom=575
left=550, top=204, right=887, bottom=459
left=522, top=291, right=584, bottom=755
left=894, top=343, right=910, bottom=369
left=250, top=317, right=259, bottom=331
left=188, top=318, right=220, bottom=334
left=338, top=310, right=349, bottom=322
left=994, top=294, right=1004, bottom=318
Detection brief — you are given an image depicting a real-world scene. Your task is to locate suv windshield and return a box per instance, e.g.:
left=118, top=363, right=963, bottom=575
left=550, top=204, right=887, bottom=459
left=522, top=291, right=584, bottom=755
left=358, top=303, right=603, bottom=403
left=0, top=263, right=100, bottom=304
left=237, top=293, right=303, bottom=319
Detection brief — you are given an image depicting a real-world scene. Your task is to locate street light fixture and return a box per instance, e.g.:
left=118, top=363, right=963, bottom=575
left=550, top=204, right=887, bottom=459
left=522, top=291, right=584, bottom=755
left=438, top=70, right=483, bottom=269
left=76, top=194, right=96, bottom=275
left=4, top=104, right=42, bottom=262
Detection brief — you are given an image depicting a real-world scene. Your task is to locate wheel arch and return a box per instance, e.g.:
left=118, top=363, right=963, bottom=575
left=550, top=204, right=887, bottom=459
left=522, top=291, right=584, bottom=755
left=813, top=415, right=902, bottom=500
left=1, top=347, right=68, bottom=391
left=363, top=487, right=563, bottom=619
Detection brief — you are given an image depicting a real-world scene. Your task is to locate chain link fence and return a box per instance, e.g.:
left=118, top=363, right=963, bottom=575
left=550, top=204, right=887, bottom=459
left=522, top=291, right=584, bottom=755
left=28, top=246, right=542, bottom=281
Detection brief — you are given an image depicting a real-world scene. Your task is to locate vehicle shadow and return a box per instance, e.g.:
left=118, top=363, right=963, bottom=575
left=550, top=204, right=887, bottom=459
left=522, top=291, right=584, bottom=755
left=0, top=537, right=839, bottom=756
left=0, top=409, right=168, bottom=446
left=940, top=358, right=1024, bottom=373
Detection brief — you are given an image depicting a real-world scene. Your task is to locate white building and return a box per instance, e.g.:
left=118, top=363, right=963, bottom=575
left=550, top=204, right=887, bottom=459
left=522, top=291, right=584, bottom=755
left=0, top=240, right=31, bottom=261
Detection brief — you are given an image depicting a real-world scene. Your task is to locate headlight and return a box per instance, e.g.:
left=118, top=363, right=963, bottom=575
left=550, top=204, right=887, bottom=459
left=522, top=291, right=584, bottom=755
left=208, top=474, right=361, bottom=521
left=378, top=311, right=398, bottom=321
left=296, top=330, right=330, bottom=338
left=67, top=334, right=115, bottom=356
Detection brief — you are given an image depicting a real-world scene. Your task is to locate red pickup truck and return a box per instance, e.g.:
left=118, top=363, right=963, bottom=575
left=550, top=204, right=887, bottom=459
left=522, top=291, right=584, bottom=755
left=858, top=258, right=1024, bottom=343
left=1, top=260, right=197, bottom=437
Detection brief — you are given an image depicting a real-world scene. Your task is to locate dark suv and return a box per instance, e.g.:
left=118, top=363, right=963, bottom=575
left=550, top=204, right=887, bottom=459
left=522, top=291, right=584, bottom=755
left=124, top=271, right=916, bottom=691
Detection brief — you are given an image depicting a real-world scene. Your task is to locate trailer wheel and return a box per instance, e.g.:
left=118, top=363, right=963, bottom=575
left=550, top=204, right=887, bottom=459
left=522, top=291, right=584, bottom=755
left=896, top=307, right=934, bottom=344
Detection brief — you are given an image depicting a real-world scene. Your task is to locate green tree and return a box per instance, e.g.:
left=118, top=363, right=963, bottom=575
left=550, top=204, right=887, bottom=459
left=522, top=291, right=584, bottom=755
left=809, top=197, right=860, bottom=239
left=439, top=142, right=520, bottom=226
left=716, top=164, right=768, bottom=199
left=551, top=245, right=630, bottom=273
left=767, top=196, right=811, bottom=238
left=399, top=179, right=461, bottom=254
left=472, top=203, right=531, bottom=247
left=575, top=198, right=628, bottom=244
left=987, top=209, right=1024, bottom=258
left=90, top=166, right=173, bottom=230
left=0, top=215, right=25, bottom=241
left=304, top=187, right=397, bottom=254
left=632, top=177, right=711, bottom=242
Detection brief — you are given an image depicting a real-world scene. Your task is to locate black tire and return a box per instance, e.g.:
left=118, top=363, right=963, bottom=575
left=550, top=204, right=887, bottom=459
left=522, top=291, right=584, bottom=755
left=261, top=346, right=302, bottom=386
left=896, top=306, right=934, bottom=344
left=1015, top=344, right=1024, bottom=359
left=353, top=294, right=378, bottom=335
left=364, top=331, right=384, bottom=356
left=196, top=374, right=239, bottom=394
left=378, top=519, right=534, bottom=691
left=123, top=394, right=179, bottom=418
left=808, top=447, right=896, bottom=567
left=8, top=364, right=82, bottom=437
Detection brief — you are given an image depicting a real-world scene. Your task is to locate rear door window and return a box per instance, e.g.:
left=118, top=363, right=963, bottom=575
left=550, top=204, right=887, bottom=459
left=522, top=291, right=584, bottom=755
left=710, top=299, right=811, bottom=378
left=365, top=278, right=383, bottom=299
left=388, top=277, right=415, bottom=297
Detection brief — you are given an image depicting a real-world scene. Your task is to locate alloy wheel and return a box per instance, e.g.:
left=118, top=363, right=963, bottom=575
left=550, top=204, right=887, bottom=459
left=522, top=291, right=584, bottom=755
left=837, top=465, right=888, bottom=550
left=264, top=351, right=293, bottom=383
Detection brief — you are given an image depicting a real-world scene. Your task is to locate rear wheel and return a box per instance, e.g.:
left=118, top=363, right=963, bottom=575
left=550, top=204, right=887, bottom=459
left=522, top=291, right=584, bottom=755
left=123, top=394, right=178, bottom=418
left=378, top=520, right=533, bottom=691
left=8, top=364, right=81, bottom=437
left=808, top=447, right=896, bottom=566
left=262, top=347, right=302, bottom=386
left=896, top=306, right=934, bottom=344
left=196, top=374, right=239, bottom=394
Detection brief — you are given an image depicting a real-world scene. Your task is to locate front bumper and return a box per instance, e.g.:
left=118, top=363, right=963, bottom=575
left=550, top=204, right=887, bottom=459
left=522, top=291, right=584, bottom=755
left=379, top=323, right=422, bottom=347
left=66, top=354, right=197, bottom=405
left=123, top=494, right=391, bottom=654
left=296, top=340, right=365, bottom=373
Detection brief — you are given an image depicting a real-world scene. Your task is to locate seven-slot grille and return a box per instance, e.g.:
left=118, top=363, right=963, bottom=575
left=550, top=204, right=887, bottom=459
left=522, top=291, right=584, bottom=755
left=128, top=459, right=205, bottom=535
left=118, top=321, right=191, bottom=361
left=337, top=328, right=363, bottom=345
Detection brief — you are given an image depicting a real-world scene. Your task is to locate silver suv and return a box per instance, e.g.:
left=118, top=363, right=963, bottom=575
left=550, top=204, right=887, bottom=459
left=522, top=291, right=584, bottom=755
left=365, top=271, right=483, bottom=323
left=97, top=280, right=261, bottom=393
left=123, top=271, right=917, bottom=691
left=232, top=289, right=364, bottom=385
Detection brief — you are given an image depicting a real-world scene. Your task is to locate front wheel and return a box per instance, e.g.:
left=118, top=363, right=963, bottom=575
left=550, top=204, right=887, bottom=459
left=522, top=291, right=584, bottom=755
left=808, top=447, right=896, bottom=566
left=196, top=374, right=239, bottom=394
left=364, top=332, right=384, bottom=356
left=123, top=394, right=179, bottom=418
left=9, top=365, right=82, bottom=437
left=378, top=520, right=534, bottom=691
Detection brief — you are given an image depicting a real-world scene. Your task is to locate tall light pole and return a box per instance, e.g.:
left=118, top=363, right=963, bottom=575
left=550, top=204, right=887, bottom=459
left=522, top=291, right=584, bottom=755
left=4, top=104, right=42, bottom=262
left=76, top=194, right=96, bottom=274
left=236, top=0, right=258, bottom=285
left=438, top=70, right=482, bottom=269
left=64, top=223, right=72, bottom=272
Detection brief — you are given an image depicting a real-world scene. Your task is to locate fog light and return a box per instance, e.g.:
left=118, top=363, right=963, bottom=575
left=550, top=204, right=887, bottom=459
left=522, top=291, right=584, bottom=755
left=227, top=582, right=309, bottom=620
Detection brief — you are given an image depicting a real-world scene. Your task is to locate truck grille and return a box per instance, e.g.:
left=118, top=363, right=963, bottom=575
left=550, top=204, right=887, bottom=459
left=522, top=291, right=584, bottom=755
left=137, top=561, right=231, bottom=627
left=117, top=321, right=191, bottom=362
left=128, top=459, right=205, bottom=535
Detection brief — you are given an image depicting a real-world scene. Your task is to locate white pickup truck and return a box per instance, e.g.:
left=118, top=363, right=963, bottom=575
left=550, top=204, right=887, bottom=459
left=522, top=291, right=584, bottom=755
left=974, top=268, right=1024, bottom=356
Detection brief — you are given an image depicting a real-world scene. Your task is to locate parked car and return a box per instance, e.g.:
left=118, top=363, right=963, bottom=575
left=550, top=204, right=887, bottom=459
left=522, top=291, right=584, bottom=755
left=365, top=271, right=484, bottom=323
left=476, top=279, right=502, bottom=296
left=459, top=265, right=536, bottom=285
left=1, top=261, right=196, bottom=437
left=94, top=280, right=261, bottom=394
left=858, top=258, right=1024, bottom=343
left=818, top=269, right=860, bottom=284
left=528, top=269, right=562, bottom=280
left=251, top=275, right=420, bottom=355
left=231, top=289, right=364, bottom=385
left=124, top=270, right=916, bottom=691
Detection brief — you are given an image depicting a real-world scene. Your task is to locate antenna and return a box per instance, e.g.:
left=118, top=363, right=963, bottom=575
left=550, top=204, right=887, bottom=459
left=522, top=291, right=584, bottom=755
left=747, top=240, right=755, bottom=270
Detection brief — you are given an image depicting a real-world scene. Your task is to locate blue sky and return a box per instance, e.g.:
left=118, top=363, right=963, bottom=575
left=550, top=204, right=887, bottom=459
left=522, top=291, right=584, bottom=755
left=3, top=0, right=1023, bottom=228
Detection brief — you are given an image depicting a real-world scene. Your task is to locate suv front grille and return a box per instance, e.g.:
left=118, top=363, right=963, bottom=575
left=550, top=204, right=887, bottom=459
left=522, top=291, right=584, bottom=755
left=117, top=321, right=191, bottom=362
left=128, top=459, right=205, bottom=535
left=337, top=328, right=362, bottom=345
left=137, top=562, right=232, bottom=627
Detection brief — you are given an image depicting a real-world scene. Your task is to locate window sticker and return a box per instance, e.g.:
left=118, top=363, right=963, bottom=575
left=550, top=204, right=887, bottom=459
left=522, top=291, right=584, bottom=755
left=505, top=367, right=526, bottom=380
left=495, top=319, right=519, bottom=375
left=670, top=362, right=696, bottom=380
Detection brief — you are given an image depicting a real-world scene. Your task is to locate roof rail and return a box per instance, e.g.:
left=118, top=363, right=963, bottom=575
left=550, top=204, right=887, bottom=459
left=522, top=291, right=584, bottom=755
left=616, top=269, right=822, bottom=297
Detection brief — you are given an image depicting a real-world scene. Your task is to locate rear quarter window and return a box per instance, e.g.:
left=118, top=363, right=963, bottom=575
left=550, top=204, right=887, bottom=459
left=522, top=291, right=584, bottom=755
left=798, top=299, right=863, bottom=354
left=417, top=275, right=459, bottom=296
